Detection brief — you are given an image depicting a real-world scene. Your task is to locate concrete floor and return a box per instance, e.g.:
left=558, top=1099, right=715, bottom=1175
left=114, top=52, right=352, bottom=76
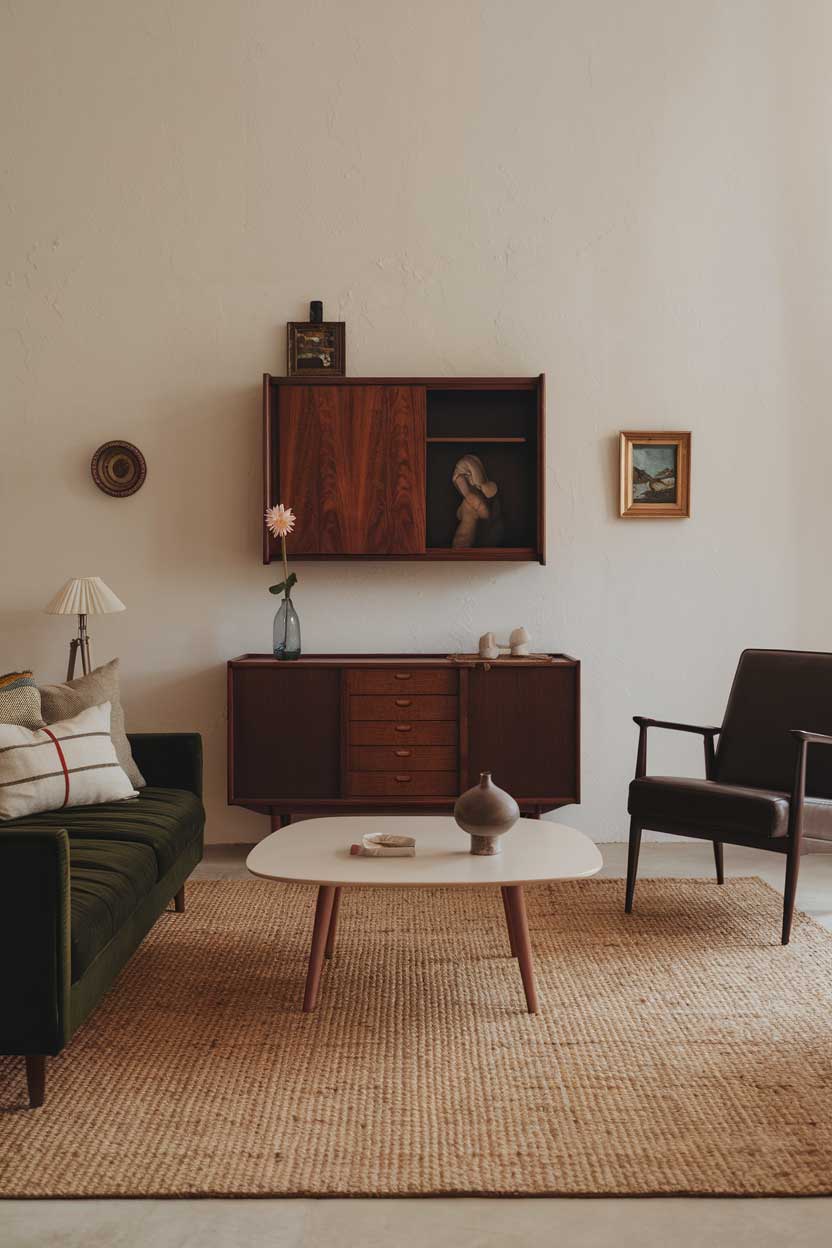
left=4, top=840, right=832, bottom=1248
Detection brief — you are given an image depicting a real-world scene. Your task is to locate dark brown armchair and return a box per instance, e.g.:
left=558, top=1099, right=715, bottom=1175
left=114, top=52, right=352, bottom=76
left=626, top=649, right=832, bottom=944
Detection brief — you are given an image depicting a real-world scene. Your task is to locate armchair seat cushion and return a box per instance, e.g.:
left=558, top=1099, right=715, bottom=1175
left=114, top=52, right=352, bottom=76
left=629, top=776, right=832, bottom=842
left=628, top=776, right=791, bottom=839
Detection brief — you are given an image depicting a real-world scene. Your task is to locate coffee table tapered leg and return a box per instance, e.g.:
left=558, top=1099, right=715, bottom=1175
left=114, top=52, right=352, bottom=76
left=325, top=887, right=342, bottom=959
left=506, top=885, right=538, bottom=1014
left=501, top=886, right=518, bottom=957
left=303, top=885, right=336, bottom=1012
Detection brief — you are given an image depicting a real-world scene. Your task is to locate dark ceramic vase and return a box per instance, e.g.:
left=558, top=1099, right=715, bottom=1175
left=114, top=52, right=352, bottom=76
left=454, top=771, right=520, bottom=855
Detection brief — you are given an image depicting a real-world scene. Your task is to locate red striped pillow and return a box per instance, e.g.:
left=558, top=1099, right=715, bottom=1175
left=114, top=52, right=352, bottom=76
left=0, top=701, right=137, bottom=821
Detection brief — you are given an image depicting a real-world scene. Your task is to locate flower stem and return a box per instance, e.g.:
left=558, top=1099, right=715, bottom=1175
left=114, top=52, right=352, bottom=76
left=281, top=535, right=290, bottom=598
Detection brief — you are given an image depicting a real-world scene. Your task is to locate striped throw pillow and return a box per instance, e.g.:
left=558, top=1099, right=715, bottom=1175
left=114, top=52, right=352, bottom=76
left=0, top=701, right=137, bottom=821
left=0, top=670, right=44, bottom=730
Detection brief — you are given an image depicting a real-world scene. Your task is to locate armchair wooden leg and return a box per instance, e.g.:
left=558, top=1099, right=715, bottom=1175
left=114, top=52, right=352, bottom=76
left=782, top=845, right=801, bottom=946
left=625, top=820, right=642, bottom=914
left=713, top=842, right=724, bottom=885
left=26, top=1055, right=46, bottom=1108
left=174, top=885, right=186, bottom=913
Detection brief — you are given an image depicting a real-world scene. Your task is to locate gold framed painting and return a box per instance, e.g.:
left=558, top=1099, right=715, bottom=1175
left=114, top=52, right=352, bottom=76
left=619, top=431, right=691, bottom=518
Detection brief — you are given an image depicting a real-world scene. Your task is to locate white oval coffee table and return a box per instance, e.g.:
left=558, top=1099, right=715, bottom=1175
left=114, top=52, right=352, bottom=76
left=247, top=815, right=602, bottom=1014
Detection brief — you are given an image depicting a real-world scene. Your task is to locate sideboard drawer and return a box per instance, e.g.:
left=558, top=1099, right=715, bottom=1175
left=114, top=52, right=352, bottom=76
left=349, top=720, right=458, bottom=746
left=346, top=668, right=457, bottom=695
left=349, top=745, right=457, bottom=772
left=349, top=695, right=458, bottom=722
left=345, top=771, right=458, bottom=797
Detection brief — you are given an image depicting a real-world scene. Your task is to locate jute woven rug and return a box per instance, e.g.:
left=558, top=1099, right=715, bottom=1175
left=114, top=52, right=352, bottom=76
left=2, top=877, right=832, bottom=1198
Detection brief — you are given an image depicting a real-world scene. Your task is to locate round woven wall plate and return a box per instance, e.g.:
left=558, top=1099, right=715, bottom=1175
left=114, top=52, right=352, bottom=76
left=91, top=441, right=147, bottom=497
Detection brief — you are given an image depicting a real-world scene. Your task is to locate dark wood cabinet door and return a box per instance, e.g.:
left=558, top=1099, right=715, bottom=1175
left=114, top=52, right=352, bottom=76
left=278, top=385, right=426, bottom=555
left=230, top=666, right=341, bottom=800
left=465, top=666, right=579, bottom=802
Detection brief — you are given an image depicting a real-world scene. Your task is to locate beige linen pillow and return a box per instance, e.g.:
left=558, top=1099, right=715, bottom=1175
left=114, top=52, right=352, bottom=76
left=39, top=658, right=145, bottom=789
left=0, top=702, right=138, bottom=821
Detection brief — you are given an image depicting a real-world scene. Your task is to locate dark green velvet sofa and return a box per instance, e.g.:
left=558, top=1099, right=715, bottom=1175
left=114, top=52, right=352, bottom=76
left=0, top=733, right=204, bottom=1108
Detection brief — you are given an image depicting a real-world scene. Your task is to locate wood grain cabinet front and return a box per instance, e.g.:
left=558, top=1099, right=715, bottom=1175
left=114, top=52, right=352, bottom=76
left=348, top=695, right=458, bottom=722
left=227, top=655, right=579, bottom=824
left=271, top=384, right=426, bottom=557
left=349, top=746, right=458, bottom=771
left=349, top=721, right=458, bottom=746
left=263, top=375, right=546, bottom=563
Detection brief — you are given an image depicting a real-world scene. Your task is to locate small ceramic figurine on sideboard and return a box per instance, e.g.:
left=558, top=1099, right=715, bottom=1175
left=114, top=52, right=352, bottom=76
left=478, top=627, right=531, bottom=660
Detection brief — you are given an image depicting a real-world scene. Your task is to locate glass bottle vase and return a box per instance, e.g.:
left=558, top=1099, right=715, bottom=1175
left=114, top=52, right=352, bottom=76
left=273, top=594, right=301, bottom=661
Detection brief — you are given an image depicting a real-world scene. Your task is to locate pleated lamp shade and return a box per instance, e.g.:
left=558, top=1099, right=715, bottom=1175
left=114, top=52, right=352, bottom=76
left=44, top=577, right=126, bottom=616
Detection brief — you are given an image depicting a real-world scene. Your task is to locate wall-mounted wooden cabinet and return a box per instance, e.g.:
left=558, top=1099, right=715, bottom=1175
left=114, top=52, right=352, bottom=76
left=263, top=375, right=545, bottom=563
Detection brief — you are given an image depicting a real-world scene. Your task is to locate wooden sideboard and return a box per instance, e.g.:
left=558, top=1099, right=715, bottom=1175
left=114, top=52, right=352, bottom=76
left=228, top=654, right=579, bottom=830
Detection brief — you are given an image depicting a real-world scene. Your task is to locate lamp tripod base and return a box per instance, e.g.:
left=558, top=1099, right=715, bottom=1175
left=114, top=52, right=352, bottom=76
left=67, top=615, right=92, bottom=681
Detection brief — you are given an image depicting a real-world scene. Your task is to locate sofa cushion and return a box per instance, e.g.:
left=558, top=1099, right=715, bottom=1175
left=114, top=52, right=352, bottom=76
left=0, top=670, right=43, bottom=729
left=39, top=659, right=146, bottom=790
left=3, top=787, right=203, bottom=878
left=0, top=702, right=138, bottom=821
left=69, top=837, right=158, bottom=980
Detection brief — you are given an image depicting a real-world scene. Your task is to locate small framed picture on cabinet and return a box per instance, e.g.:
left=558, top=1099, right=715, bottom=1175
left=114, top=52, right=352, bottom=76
left=619, top=431, right=691, bottom=518
left=287, top=320, right=345, bottom=376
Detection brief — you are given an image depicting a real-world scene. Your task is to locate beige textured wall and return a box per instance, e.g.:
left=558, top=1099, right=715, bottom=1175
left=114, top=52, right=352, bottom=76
left=2, top=2, right=830, bottom=843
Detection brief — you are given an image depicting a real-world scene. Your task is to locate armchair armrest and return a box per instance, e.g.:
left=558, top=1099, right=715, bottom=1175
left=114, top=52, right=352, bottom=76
left=633, top=717, right=721, bottom=736
left=632, top=717, right=721, bottom=780
left=791, top=729, right=832, bottom=747
left=788, top=729, right=832, bottom=841
left=0, top=826, right=71, bottom=1055
left=128, top=733, right=203, bottom=798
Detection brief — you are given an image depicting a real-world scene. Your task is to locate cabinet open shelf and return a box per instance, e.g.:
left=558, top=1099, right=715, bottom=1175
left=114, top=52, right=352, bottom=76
left=263, top=375, right=545, bottom=563
left=426, top=436, right=527, bottom=443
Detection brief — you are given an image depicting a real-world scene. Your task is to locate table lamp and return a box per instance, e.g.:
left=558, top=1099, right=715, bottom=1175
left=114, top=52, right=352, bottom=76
left=44, top=577, right=126, bottom=680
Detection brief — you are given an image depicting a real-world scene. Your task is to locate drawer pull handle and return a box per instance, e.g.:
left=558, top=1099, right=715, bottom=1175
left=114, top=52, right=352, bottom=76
left=394, top=672, right=412, bottom=680
left=395, top=724, right=413, bottom=733
left=395, top=698, right=412, bottom=707
left=395, top=774, right=412, bottom=783
left=395, top=749, right=412, bottom=757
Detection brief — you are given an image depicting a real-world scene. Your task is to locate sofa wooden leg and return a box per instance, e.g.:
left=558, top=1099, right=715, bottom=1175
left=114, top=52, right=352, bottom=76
left=625, top=821, right=642, bottom=914
left=26, top=1055, right=46, bottom=1108
left=174, top=885, right=186, bottom=913
left=713, top=841, right=724, bottom=885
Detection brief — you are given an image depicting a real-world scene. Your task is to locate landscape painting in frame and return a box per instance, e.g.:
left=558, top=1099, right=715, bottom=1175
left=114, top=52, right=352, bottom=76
left=619, top=431, right=690, bottom=518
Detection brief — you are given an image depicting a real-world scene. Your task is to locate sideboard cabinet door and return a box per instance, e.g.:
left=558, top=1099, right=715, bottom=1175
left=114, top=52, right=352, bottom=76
left=465, top=665, right=579, bottom=804
left=277, top=385, right=426, bottom=555
left=230, top=667, right=341, bottom=801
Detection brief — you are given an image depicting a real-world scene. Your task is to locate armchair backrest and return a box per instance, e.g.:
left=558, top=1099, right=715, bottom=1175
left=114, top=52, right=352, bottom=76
left=715, top=649, right=832, bottom=797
